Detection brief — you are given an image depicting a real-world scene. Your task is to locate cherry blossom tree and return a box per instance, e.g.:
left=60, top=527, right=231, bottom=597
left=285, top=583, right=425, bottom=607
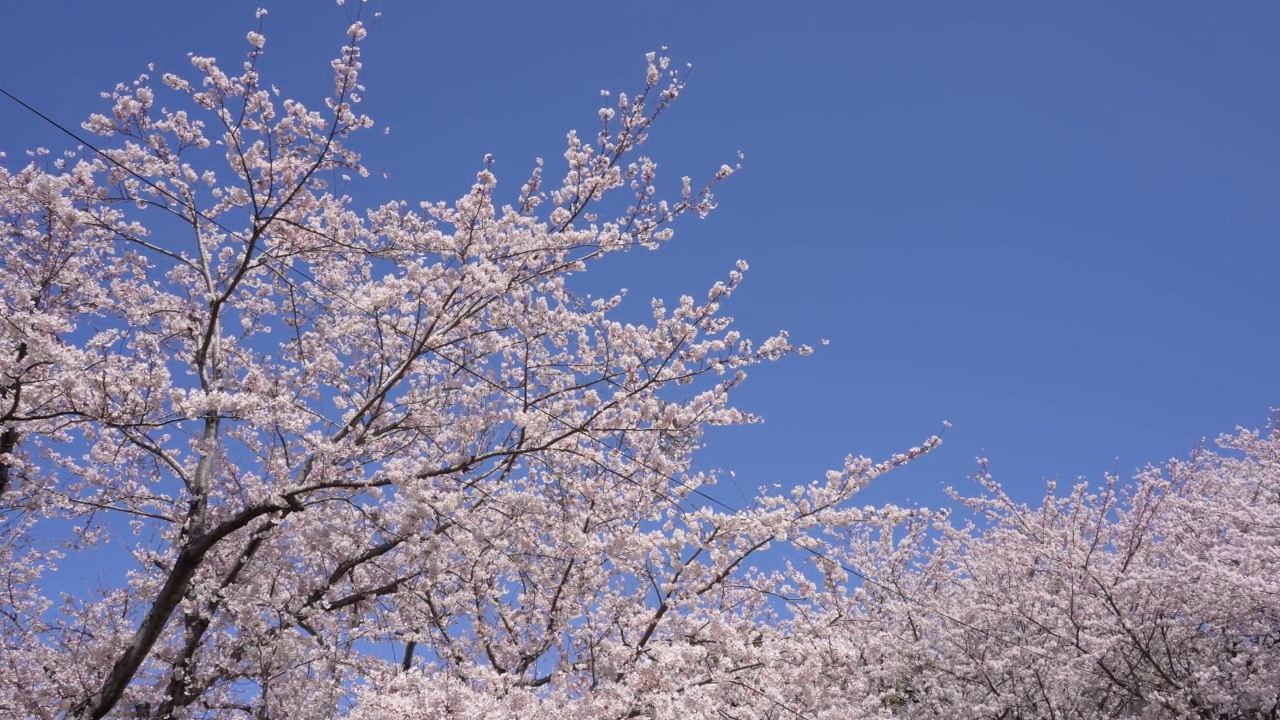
left=4, top=7, right=1275, bottom=720
left=846, top=425, right=1280, bottom=720
left=0, top=8, right=942, bottom=719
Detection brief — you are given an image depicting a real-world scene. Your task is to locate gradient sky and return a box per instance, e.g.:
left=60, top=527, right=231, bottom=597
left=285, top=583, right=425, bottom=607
left=3, top=0, right=1276, bottom=513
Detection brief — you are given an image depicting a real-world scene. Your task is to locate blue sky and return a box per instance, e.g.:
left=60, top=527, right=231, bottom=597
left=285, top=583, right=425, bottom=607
left=3, top=0, right=1277, bottom=512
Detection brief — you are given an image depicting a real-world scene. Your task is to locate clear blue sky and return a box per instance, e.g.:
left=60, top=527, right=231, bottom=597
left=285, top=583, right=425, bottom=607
left=3, top=0, right=1276, bottom=511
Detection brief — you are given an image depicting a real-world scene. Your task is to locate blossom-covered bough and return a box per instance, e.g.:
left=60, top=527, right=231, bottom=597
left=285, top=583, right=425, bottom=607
left=1, top=7, right=1276, bottom=720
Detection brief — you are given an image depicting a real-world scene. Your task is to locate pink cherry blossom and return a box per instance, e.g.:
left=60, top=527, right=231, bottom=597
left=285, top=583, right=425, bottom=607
left=2, top=9, right=1273, bottom=720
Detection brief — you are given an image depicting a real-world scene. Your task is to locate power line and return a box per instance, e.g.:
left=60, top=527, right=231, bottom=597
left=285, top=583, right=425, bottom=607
left=0, top=84, right=223, bottom=231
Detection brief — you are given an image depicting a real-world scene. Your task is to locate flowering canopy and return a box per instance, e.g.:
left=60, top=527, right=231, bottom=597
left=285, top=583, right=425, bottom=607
left=1, top=8, right=1274, bottom=720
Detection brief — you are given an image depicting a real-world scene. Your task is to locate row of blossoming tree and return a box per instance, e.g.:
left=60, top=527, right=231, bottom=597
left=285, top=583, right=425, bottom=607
left=1, top=9, right=1276, bottom=719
